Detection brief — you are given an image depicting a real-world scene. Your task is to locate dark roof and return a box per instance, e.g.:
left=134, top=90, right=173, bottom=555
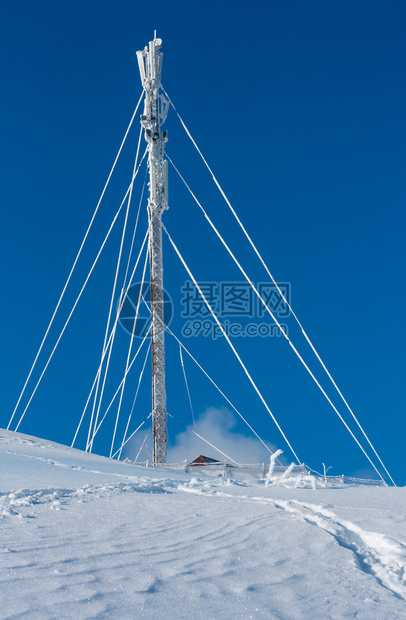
left=189, top=455, right=221, bottom=465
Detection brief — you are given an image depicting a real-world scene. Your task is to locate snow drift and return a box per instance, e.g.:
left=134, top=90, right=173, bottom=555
left=1, top=428, right=405, bottom=619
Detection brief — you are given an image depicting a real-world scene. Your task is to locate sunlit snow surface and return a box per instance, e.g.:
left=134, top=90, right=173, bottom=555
left=1, top=429, right=406, bottom=619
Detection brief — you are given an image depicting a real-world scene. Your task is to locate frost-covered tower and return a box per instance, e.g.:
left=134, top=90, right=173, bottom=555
left=137, top=35, right=169, bottom=464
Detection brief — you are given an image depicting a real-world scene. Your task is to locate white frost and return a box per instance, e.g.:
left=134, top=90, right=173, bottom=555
left=1, top=428, right=406, bottom=619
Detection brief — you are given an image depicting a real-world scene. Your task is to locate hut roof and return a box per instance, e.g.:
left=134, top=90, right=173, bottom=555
left=189, top=455, right=221, bottom=466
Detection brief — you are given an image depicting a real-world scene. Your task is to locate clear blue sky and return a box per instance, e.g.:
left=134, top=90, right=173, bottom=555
left=1, top=1, right=405, bottom=484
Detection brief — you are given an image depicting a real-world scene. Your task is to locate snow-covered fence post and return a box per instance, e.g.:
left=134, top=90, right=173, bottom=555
left=265, top=449, right=283, bottom=487
left=280, top=463, right=294, bottom=481
left=322, top=463, right=332, bottom=487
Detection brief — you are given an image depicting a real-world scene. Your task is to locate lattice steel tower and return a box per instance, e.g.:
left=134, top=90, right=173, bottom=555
left=137, top=35, right=169, bottom=464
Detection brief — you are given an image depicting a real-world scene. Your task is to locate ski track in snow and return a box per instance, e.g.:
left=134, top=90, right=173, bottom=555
left=2, top=433, right=406, bottom=617
left=177, top=479, right=406, bottom=602
left=0, top=479, right=174, bottom=518
left=3, top=469, right=406, bottom=604
left=273, top=498, right=406, bottom=601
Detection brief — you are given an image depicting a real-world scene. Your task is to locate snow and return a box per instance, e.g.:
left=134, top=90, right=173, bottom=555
left=1, top=429, right=406, bottom=619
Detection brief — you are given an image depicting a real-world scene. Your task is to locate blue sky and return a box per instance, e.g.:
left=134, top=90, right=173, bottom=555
left=1, top=1, right=405, bottom=484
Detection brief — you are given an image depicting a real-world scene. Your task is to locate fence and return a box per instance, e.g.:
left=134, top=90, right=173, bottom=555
left=130, top=460, right=386, bottom=485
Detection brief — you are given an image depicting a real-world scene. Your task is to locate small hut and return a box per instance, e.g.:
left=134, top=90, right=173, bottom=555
left=188, top=455, right=222, bottom=466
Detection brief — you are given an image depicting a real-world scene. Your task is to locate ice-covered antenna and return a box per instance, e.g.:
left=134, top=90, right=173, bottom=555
left=136, top=35, right=169, bottom=464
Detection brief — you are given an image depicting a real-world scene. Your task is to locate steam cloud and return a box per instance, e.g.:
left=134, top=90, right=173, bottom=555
left=125, top=407, right=278, bottom=465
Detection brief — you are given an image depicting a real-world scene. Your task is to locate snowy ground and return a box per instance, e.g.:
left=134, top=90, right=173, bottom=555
left=1, top=429, right=406, bottom=619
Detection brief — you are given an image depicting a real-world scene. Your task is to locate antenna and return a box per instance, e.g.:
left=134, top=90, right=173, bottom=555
left=137, top=36, right=168, bottom=464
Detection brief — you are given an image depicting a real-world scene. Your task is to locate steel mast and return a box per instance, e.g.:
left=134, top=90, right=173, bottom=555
left=137, top=35, right=169, bottom=464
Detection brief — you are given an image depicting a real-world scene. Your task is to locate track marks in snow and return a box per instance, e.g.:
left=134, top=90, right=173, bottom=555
left=2, top=466, right=406, bottom=609
left=273, top=499, right=406, bottom=601
left=178, top=479, right=406, bottom=602
left=0, top=478, right=172, bottom=519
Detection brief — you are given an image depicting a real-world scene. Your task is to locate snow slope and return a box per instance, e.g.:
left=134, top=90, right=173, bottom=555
left=1, top=429, right=406, bottom=619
